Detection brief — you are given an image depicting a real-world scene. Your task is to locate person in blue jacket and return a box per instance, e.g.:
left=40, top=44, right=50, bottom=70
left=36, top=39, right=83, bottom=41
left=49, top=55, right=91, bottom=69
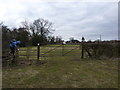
left=9, top=39, right=21, bottom=56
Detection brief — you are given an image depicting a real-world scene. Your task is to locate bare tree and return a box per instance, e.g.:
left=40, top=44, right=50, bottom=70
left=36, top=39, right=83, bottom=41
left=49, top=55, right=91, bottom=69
left=33, top=18, right=54, bottom=36
left=0, top=22, right=3, bottom=28
left=21, top=18, right=55, bottom=45
left=0, top=22, right=3, bottom=25
left=22, top=18, right=54, bottom=36
left=21, top=20, right=33, bottom=37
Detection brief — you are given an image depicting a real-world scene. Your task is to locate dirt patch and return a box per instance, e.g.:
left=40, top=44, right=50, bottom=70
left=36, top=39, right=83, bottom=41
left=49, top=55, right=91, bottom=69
left=18, top=60, right=47, bottom=66
left=36, top=60, right=47, bottom=65
left=73, top=59, right=81, bottom=61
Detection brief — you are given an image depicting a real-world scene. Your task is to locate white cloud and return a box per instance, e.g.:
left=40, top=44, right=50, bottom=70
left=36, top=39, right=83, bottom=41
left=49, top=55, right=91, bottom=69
left=0, top=0, right=118, bottom=41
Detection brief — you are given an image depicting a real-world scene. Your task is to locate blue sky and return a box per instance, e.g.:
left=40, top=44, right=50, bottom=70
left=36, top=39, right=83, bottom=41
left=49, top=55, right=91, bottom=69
left=0, top=0, right=118, bottom=41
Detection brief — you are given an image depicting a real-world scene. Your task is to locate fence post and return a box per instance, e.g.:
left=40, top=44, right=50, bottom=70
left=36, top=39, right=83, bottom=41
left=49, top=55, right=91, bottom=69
left=81, top=37, right=85, bottom=59
left=37, top=43, right=40, bottom=62
left=15, top=50, right=19, bottom=65
left=26, top=47, right=29, bottom=60
left=62, top=43, right=64, bottom=56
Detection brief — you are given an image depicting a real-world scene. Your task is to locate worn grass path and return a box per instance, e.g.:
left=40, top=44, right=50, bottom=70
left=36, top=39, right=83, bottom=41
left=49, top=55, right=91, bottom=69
left=2, top=56, right=118, bottom=88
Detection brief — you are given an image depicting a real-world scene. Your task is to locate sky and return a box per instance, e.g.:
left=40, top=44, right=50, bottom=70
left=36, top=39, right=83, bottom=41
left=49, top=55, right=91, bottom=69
left=0, top=0, right=119, bottom=41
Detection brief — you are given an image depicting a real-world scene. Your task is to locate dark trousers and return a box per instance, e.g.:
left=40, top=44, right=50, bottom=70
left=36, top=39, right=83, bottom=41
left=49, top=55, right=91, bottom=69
left=10, top=47, right=15, bottom=56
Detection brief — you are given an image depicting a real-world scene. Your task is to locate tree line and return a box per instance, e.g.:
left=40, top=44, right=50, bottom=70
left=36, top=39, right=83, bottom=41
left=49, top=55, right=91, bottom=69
left=1, top=18, right=63, bottom=49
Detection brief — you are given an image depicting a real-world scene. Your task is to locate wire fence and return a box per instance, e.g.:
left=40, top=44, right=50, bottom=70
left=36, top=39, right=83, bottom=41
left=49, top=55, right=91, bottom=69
left=18, top=44, right=81, bottom=60
left=2, top=42, right=119, bottom=66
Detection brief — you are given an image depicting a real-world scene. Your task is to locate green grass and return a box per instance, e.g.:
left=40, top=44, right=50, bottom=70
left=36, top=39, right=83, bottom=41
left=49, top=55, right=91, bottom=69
left=2, top=45, right=118, bottom=88
left=3, top=57, right=118, bottom=88
left=19, top=45, right=81, bottom=59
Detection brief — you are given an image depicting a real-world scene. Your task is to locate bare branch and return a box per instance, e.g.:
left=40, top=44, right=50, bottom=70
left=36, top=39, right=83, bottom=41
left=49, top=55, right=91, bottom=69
left=0, top=22, right=3, bottom=26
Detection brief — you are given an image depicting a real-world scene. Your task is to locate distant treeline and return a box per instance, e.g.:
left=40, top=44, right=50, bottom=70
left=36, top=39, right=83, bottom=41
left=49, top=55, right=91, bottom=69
left=65, top=37, right=120, bottom=44
left=1, top=18, right=63, bottom=49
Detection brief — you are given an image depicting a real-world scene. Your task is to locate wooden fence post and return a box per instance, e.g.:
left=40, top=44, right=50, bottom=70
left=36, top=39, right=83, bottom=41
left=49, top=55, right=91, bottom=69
left=26, top=47, right=29, bottom=60
left=62, top=43, right=64, bottom=56
left=37, top=43, right=40, bottom=62
left=81, top=37, right=85, bottom=59
left=15, top=50, right=19, bottom=65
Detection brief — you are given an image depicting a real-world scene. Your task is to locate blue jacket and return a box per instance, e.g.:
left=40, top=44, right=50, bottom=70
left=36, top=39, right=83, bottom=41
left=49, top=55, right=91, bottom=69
left=10, top=41, right=21, bottom=48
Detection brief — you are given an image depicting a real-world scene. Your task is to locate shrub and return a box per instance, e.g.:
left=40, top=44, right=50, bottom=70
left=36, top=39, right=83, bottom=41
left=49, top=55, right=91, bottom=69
left=84, top=43, right=119, bottom=58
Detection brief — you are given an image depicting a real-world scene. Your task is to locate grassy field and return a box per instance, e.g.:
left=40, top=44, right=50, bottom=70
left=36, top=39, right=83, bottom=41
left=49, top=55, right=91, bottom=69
left=2, top=45, right=118, bottom=88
